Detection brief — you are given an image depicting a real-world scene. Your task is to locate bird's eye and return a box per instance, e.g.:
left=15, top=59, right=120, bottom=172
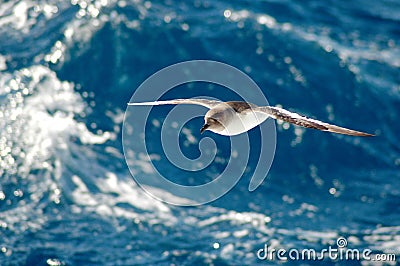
left=209, top=118, right=222, bottom=125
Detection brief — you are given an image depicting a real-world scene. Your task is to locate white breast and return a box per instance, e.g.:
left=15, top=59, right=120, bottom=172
left=217, top=111, right=269, bottom=136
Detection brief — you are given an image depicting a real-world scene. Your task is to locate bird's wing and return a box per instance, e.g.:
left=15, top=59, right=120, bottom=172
left=128, top=98, right=221, bottom=109
left=253, top=106, right=374, bottom=137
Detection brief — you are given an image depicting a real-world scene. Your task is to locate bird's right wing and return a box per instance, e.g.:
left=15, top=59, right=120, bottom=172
left=128, top=98, right=221, bottom=109
left=254, top=106, right=374, bottom=137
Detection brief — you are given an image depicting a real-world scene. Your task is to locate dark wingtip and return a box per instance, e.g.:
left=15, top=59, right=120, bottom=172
left=325, top=125, right=376, bottom=137
left=345, top=131, right=375, bottom=137
left=361, top=133, right=375, bottom=137
left=351, top=130, right=376, bottom=137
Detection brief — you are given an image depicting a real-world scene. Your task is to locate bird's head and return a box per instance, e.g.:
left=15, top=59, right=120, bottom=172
left=200, top=117, right=224, bottom=134
left=201, top=112, right=227, bottom=134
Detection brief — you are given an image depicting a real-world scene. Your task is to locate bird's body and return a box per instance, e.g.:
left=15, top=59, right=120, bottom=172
left=128, top=99, right=374, bottom=137
left=204, top=102, right=269, bottom=136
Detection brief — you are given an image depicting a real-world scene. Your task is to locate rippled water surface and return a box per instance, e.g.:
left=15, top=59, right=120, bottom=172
left=0, top=0, right=399, bottom=265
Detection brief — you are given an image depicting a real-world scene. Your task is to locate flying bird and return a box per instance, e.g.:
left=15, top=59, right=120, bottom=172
left=128, top=99, right=374, bottom=137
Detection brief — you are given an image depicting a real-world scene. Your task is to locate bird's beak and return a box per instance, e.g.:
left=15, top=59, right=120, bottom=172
left=200, top=124, right=209, bottom=134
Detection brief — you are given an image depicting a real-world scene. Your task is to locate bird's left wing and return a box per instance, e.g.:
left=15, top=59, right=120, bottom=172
left=128, top=98, right=221, bottom=109
left=253, top=106, right=374, bottom=137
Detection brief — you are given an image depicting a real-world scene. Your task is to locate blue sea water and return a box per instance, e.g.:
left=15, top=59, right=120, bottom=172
left=0, top=0, right=399, bottom=265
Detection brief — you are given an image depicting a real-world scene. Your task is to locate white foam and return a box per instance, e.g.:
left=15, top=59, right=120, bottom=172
left=1, top=3, right=398, bottom=263
left=0, top=54, right=7, bottom=71
left=0, top=64, right=179, bottom=232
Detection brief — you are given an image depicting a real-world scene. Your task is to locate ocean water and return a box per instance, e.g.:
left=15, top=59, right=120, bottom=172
left=0, top=0, right=399, bottom=265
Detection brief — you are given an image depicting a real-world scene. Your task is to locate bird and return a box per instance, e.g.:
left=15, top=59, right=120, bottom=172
left=127, top=99, right=374, bottom=137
